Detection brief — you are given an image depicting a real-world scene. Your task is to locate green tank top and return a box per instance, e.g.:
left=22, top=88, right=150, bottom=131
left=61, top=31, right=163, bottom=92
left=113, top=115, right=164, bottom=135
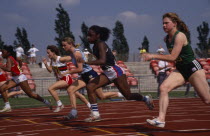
left=166, top=31, right=195, bottom=65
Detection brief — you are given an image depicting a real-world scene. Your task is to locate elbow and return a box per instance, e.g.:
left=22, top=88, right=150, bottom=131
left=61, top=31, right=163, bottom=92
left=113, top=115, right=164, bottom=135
left=170, top=57, right=177, bottom=61
left=78, top=68, right=83, bottom=73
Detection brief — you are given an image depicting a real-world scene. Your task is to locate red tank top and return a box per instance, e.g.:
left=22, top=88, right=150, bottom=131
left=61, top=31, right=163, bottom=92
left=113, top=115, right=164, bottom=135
left=0, top=71, right=6, bottom=82
left=8, top=56, right=22, bottom=76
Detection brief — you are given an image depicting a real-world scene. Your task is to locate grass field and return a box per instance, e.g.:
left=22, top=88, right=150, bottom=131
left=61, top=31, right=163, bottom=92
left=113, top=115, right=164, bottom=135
left=0, top=91, right=198, bottom=109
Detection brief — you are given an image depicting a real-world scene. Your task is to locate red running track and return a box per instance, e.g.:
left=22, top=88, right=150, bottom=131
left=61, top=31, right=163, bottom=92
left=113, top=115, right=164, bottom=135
left=0, top=98, right=210, bottom=136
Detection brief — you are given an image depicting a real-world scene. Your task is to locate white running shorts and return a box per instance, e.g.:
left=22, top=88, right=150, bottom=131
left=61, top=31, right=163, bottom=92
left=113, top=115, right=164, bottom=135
left=12, top=74, right=27, bottom=84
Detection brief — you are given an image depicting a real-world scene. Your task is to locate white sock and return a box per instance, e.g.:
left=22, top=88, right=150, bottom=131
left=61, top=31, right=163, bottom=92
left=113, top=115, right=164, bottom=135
left=5, top=102, right=11, bottom=108
left=87, top=102, right=91, bottom=109
left=57, top=100, right=62, bottom=106
left=117, top=92, right=124, bottom=98
left=91, top=103, right=100, bottom=116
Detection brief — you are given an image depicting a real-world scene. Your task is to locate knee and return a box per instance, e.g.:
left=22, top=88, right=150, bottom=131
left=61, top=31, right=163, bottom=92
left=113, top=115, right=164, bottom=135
left=48, top=87, right=53, bottom=93
left=67, top=89, right=74, bottom=95
left=0, top=86, right=7, bottom=93
left=97, top=95, right=105, bottom=100
left=159, top=84, right=170, bottom=95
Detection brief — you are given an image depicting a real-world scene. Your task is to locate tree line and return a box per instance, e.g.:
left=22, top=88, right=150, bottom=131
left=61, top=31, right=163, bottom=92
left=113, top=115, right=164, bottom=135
left=0, top=3, right=210, bottom=61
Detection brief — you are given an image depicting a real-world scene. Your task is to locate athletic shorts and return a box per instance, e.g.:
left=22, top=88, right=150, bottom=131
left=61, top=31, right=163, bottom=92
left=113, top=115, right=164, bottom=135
left=103, top=65, right=125, bottom=82
left=60, top=75, right=73, bottom=85
left=30, top=54, right=36, bottom=57
left=12, top=74, right=27, bottom=84
left=0, top=73, right=7, bottom=82
left=176, top=59, right=203, bottom=80
left=80, top=69, right=98, bottom=84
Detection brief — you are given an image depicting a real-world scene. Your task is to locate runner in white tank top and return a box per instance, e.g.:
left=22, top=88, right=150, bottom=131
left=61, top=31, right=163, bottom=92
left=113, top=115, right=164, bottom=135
left=43, top=45, right=90, bottom=113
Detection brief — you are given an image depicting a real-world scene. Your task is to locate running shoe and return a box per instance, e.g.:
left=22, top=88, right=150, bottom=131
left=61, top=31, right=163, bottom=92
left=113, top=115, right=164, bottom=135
left=53, top=105, right=64, bottom=112
left=144, top=94, right=154, bottom=110
left=84, top=115, right=101, bottom=122
left=0, top=106, right=12, bottom=112
left=63, top=109, right=78, bottom=120
left=146, top=118, right=165, bottom=128
left=63, top=114, right=78, bottom=120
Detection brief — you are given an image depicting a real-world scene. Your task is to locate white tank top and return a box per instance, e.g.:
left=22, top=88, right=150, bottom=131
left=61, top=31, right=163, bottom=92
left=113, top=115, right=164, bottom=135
left=51, top=56, right=69, bottom=78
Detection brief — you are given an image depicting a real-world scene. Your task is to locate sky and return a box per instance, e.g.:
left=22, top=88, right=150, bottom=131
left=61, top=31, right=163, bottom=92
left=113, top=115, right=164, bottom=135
left=0, top=0, right=210, bottom=59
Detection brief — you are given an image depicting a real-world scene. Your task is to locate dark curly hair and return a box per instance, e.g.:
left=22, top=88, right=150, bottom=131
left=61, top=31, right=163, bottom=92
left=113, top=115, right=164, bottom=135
left=47, top=45, right=60, bottom=56
left=3, top=45, right=16, bottom=59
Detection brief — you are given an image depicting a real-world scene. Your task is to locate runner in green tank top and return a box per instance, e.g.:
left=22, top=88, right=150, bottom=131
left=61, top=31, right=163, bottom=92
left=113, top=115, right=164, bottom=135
left=166, top=30, right=195, bottom=65
left=142, top=12, right=210, bottom=128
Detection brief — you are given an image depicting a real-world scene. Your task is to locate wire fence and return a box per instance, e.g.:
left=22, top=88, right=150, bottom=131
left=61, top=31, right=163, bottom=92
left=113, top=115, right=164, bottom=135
left=28, top=75, right=190, bottom=97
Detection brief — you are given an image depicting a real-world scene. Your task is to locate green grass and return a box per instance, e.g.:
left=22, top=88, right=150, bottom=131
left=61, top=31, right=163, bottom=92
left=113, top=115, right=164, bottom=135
left=0, top=91, right=197, bottom=109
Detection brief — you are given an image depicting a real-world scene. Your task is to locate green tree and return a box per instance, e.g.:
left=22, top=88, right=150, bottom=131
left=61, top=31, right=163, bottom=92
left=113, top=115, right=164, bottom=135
left=14, top=27, right=31, bottom=55
left=54, top=3, right=74, bottom=55
left=195, top=21, right=210, bottom=58
left=141, top=36, right=149, bottom=52
left=112, top=20, right=129, bottom=61
left=0, top=35, right=5, bottom=49
left=79, top=22, right=91, bottom=53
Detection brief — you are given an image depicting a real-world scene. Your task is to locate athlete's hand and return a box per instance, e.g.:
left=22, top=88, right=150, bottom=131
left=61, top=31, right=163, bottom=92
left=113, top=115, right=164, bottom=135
left=42, top=58, right=48, bottom=65
left=142, top=53, right=153, bottom=61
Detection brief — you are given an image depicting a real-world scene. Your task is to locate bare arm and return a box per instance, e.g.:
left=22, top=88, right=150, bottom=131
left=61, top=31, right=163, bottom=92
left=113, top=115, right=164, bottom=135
left=143, top=32, right=187, bottom=61
left=62, top=52, right=83, bottom=75
left=42, top=58, right=52, bottom=73
left=86, top=42, right=107, bottom=65
left=0, top=58, right=12, bottom=72
left=59, top=56, right=71, bottom=63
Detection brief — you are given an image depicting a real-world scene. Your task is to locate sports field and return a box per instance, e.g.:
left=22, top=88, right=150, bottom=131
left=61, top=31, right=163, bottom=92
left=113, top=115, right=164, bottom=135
left=0, top=97, right=209, bottom=136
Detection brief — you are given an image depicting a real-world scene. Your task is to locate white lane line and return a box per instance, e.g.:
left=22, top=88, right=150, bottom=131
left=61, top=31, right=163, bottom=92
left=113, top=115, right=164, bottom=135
left=17, top=133, right=40, bottom=136
left=0, top=112, right=210, bottom=129
left=0, top=118, right=209, bottom=136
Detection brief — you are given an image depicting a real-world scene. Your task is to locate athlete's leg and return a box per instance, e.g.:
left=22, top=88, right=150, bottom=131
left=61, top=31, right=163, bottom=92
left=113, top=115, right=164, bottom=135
left=189, top=69, right=210, bottom=104
left=75, top=91, right=90, bottom=108
left=48, top=80, right=69, bottom=112
left=158, top=71, right=185, bottom=122
left=95, top=88, right=123, bottom=100
left=67, top=79, right=87, bottom=109
left=19, top=80, right=52, bottom=109
left=65, top=79, right=89, bottom=119
left=86, top=74, right=110, bottom=104
left=113, top=74, right=144, bottom=100
left=48, top=80, right=68, bottom=102
left=7, top=89, right=24, bottom=98
left=0, top=80, right=17, bottom=103
left=85, top=74, right=110, bottom=122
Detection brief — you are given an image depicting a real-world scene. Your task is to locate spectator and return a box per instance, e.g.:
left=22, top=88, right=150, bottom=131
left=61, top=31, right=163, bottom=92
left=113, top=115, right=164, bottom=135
left=83, top=48, right=90, bottom=62
left=112, top=49, right=118, bottom=60
left=139, top=47, right=147, bottom=61
left=156, top=47, right=169, bottom=97
left=0, top=50, right=3, bottom=63
left=28, top=44, right=39, bottom=64
left=15, top=44, right=25, bottom=59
